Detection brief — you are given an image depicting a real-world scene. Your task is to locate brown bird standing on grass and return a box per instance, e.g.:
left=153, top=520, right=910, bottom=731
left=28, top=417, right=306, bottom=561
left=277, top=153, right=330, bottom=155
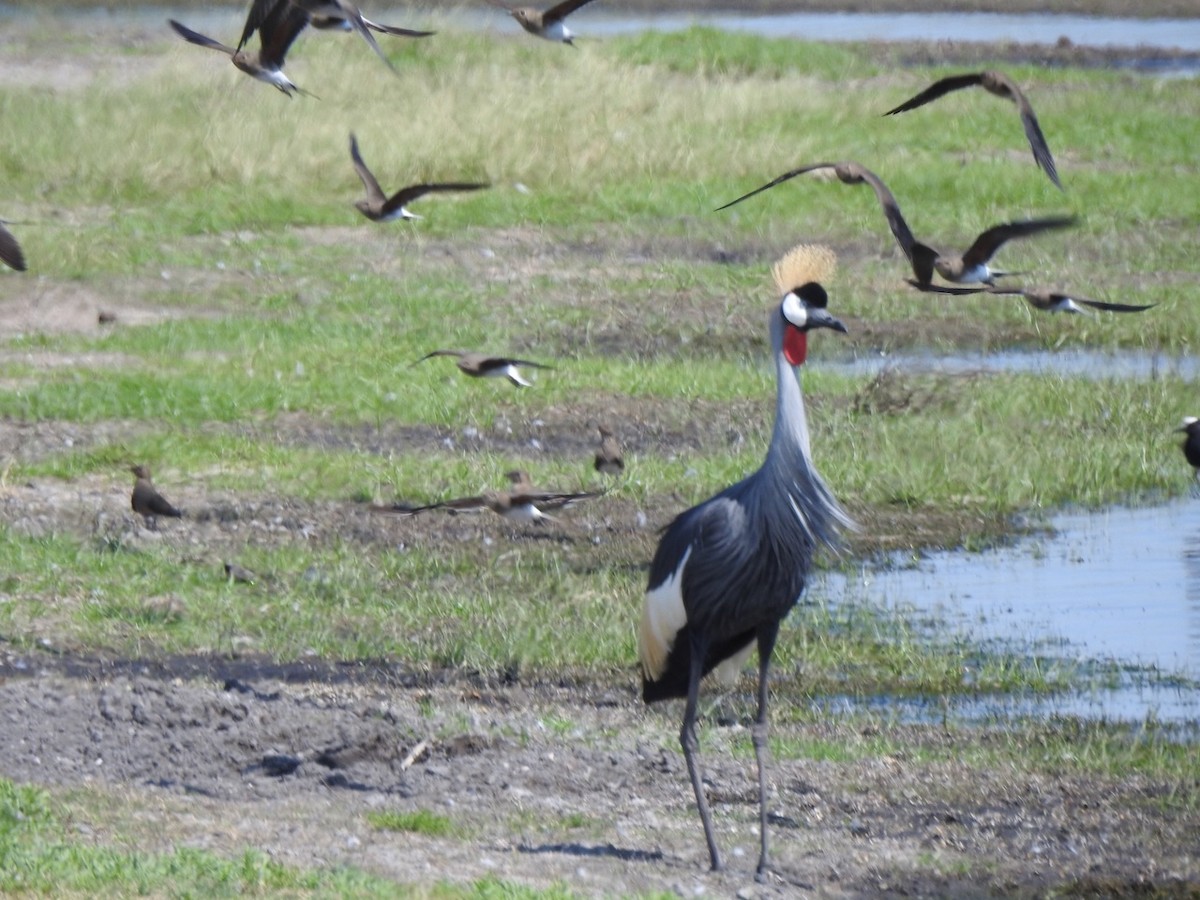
left=486, top=0, right=599, bottom=45
left=414, top=349, right=552, bottom=387
left=0, top=220, right=25, bottom=272
left=593, top=425, right=625, bottom=476
left=130, top=465, right=183, bottom=530
left=883, top=70, right=1063, bottom=190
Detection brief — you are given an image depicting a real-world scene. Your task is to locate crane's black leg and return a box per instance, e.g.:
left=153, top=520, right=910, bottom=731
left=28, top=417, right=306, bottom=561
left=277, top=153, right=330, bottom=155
left=680, top=633, right=722, bottom=872
left=753, top=622, right=780, bottom=882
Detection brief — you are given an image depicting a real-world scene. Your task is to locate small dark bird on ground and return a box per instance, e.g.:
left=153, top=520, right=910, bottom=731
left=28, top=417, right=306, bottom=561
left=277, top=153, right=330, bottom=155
left=224, top=562, right=257, bottom=584
left=905, top=280, right=1155, bottom=314
left=169, top=6, right=314, bottom=97
left=593, top=424, right=625, bottom=476
left=130, top=465, right=183, bottom=530
left=349, top=134, right=489, bottom=222
left=0, top=220, right=26, bottom=271
left=909, top=215, right=1076, bottom=287
left=414, top=349, right=552, bottom=387
left=486, top=0, right=599, bottom=45
left=1178, top=418, right=1200, bottom=478
left=884, top=70, right=1063, bottom=190
left=640, top=244, right=851, bottom=879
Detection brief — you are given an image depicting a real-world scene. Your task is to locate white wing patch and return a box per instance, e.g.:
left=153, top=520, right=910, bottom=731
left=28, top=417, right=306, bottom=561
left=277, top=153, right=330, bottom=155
left=713, top=639, right=756, bottom=686
left=638, top=545, right=691, bottom=681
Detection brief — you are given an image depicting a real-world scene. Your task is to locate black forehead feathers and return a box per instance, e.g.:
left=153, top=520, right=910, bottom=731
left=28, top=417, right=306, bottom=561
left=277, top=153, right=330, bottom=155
left=793, top=281, right=828, bottom=309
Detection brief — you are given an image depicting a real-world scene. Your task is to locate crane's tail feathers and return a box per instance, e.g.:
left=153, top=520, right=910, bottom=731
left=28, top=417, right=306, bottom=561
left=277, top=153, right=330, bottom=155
left=772, top=244, right=837, bottom=294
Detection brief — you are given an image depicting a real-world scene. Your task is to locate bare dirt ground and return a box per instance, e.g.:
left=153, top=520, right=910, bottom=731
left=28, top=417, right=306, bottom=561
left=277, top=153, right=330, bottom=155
left=1, top=657, right=1198, bottom=898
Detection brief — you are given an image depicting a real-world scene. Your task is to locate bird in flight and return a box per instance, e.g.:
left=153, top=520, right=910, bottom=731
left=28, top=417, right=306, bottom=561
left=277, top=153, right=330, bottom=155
left=906, top=279, right=1154, bottom=314
left=377, top=477, right=602, bottom=526
left=883, top=70, right=1063, bottom=190
left=908, top=215, right=1077, bottom=286
left=486, top=0, right=600, bottom=45
left=716, top=161, right=919, bottom=265
left=0, top=220, right=26, bottom=271
left=349, top=134, right=489, bottom=222
left=717, top=160, right=1073, bottom=289
left=240, top=0, right=432, bottom=75
left=413, top=349, right=552, bottom=387
left=169, top=5, right=315, bottom=97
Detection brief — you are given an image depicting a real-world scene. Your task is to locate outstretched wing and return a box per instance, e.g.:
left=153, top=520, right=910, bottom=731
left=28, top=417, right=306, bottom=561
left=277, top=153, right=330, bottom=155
left=542, top=0, right=600, bottom=25
left=0, top=223, right=26, bottom=272
left=258, top=0, right=311, bottom=68
left=714, top=162, right=838, bottom=212
left=382, top=182, right=489, bottom=216
left=239, top=0, right=284, bottom=49
left=349, top=133, right=387, bottom=203
left=882, top=72, right=984, bottom=115
left=960, top=215, right=1076, bottom=268
left=169, top=19, right=237, bottom=56
left=1013, top=92, right=1062, bottom=190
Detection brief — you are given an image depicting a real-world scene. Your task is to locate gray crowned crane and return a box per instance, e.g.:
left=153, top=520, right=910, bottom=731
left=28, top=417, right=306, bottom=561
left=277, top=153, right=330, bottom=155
left=639, top=244, right=852, bottom=879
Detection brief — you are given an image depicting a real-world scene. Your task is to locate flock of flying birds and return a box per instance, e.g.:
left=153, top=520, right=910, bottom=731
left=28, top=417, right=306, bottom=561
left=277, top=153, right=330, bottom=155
left=3, top=1, right=1196, bottom=879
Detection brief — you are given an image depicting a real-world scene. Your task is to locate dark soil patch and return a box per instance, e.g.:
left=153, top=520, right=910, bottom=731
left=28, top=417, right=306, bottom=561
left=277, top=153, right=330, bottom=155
left=0, top=661, right=1195, bottom=896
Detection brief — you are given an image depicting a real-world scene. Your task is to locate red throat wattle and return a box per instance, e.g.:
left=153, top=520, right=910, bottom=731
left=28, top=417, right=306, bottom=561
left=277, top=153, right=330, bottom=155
left=783, top=326, right=807, bottom=366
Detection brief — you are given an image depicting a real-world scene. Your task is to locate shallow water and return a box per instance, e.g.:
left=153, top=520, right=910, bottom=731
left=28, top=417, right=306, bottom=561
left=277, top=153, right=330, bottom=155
left=580, top=10, right=1200, bottom=53
left=816, top=500, right=1200, bottom=727
left=825, top=348, right=1200, bottom=382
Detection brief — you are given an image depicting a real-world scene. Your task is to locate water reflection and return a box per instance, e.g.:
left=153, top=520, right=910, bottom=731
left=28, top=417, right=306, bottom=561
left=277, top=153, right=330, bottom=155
left=1186, top=526, right=1200, bottom=671
left=824, top=348, right=1200, bottom=382
left=580, top=11, right=1200, bottom=54
left=817, top=500, right=1200, bottom=726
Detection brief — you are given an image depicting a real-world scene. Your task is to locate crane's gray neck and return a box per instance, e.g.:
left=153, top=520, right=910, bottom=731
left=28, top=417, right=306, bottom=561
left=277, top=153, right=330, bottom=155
left=757, top=315, right=853, bottom=553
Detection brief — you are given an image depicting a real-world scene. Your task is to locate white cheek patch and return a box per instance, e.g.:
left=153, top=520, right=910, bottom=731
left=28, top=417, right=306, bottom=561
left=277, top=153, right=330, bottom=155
left=781, top=291, right=807, bottom=329
left=638, top=546, right=692, bottom=681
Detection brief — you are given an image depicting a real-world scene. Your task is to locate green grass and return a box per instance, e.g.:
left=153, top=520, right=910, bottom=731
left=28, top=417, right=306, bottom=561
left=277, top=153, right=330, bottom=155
left=0, top=777, right=604, bottom=897
left=0, top=15, right=1196, bottom=749
left=368, top=809, right=459, bottom=838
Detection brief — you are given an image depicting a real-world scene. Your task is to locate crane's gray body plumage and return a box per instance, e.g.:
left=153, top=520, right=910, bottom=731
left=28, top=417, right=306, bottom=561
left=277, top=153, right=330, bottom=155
left=638, top=282, right=850, bottom=878
left=641, top=309, right=850, bottom=701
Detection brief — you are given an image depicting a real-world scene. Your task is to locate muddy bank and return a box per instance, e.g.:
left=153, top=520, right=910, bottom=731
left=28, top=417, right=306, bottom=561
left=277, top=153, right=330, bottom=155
left=0, top=663, right=1196, bottom=896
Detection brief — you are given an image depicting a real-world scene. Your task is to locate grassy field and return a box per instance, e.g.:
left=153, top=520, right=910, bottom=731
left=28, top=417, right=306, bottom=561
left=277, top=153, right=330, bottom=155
left=0, top=13, right=1198, bottom=896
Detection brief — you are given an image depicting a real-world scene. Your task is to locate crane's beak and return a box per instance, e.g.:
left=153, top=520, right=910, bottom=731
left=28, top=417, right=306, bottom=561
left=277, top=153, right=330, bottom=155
left=805, top=307, right=848, bottom=334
